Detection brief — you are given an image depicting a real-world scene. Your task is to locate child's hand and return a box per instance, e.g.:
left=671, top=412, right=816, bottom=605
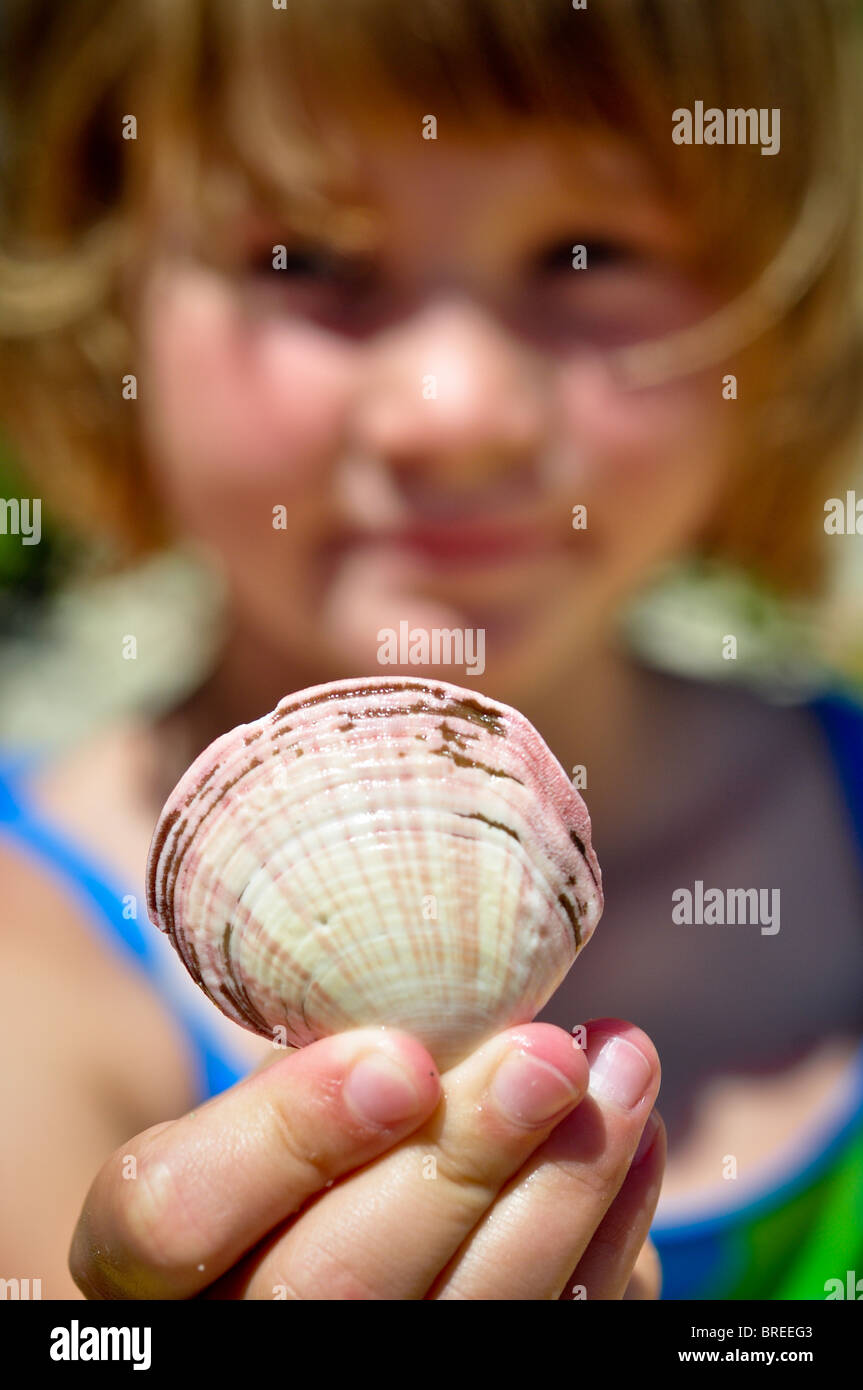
left=69, top=1019, right=663, bottom=1300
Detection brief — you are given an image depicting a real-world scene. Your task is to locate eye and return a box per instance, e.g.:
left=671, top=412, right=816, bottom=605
left=248, top=243, right=374, bottom=287
left=240, top=239, right=388, bottom=333
left=535, top=238, right=635, bottom=274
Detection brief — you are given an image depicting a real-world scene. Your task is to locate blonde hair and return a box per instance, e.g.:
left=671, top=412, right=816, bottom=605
left=1, top=0, right=861, bottom=593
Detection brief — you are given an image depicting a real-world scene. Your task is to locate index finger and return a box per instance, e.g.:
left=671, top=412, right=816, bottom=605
left=69, top=1028, right=441, bottom=1299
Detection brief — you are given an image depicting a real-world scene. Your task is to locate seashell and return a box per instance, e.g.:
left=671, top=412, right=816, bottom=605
left=146, top=677, right=603, bottom=1070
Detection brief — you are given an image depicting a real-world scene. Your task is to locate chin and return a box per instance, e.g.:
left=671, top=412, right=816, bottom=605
left=276, top=588, right=586, bottom=704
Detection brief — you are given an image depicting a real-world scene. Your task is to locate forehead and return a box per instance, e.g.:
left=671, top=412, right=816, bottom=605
left=253, top=105, right=695, bottom=259
left=137, top=80, right=695, bottom=276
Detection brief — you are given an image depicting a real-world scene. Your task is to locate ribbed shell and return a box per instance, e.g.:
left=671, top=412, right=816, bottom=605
left=146, top=677, right=603, bottom=1069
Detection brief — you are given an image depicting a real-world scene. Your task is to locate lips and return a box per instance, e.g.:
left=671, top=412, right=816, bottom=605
left=318, top=517, right=564, bottom=576
left=387, top=518, right=553, bottom=566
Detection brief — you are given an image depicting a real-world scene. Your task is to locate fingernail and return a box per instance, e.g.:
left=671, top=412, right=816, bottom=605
left=492, top=1049, right=581, bottom=1126
left=633, top=1110, right=660, bottom=1165
left=343, top=1052, right=423, bottom=1125
left=586, top=1033, right=652, bottom=1110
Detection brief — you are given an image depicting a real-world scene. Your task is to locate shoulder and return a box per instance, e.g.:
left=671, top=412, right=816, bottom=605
left=23, top=719, right=159, bottom=859
left=609, top=667, right=853, bottom=852
left=609, top=667, right=863, bottom=935
left=0, top=741, right=201, bottom=1127
left=645, top=667, right=863, bottom=788
left=689, top=674, right=863, bottom=858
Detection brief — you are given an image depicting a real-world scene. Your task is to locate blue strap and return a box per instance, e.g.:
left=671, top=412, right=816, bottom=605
left=809, top=689, right=863, bottom=862
left=0, top=762, right=155, bottom=963
left=0, top=751, right=248, bottom=1101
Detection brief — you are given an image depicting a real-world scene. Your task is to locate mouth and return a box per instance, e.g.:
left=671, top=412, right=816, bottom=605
left=383, top=518, right=555, bottom=567
left=321, top=514, right=571, bottom=575
left=311, top=508, right=586, bottom=668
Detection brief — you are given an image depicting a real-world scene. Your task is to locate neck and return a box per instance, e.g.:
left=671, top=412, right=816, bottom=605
left=507, top=638, right=657, bottom=841
left=150, top=618, right=323, bottom=803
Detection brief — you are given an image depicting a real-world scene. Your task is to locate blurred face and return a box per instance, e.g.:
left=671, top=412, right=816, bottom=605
left=136, top=113, right=736, bottom=704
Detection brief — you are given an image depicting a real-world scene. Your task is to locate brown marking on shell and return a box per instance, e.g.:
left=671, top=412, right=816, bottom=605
left=217, top=759, right=263, bottom=799
left=177, top=932, right=227, bottom=1018
left=146, top=805, right=184, bottom=914
left=151, top=757, right=263, bottom=946
left=570, top=827, right=598, bottom=886
left=146, top=807, right=190, bottom=940
left=569, top=828, right=587, bottom=856
left=437, top=694, right=506, bottom=736
left=440, top=719, right=480, bottom=752
left=268, top=680, right=507, bottom=737
left=557, top=893, right=582, bottom=949
left=430, top=744, right=524, bottom=782
left=220, top=922, right=271, bottom=1034
left=354, top=703, right=427, bottom=720
left=458, top=811, right=521, bottom=843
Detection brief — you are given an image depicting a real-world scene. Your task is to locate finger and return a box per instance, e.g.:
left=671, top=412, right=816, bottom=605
left=623, top=1235, right=663, bottom=1301
left=69, top=1028, right=441, bottom=1300
left=247, top=1045, right=299, bottom=1079
left=220, top=1022, right=590, bottom=1300
left=564, top=1112, right=666, bottom=1300
left=430, top=1019, right=661, bottom=1299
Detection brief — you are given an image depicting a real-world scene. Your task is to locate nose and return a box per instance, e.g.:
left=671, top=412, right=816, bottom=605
left=348, top=296, right=549, bottom=492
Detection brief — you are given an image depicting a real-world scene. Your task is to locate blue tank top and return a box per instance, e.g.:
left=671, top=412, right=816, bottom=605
left=0, top=748, right=249, bottom=1101
left=1, top=688, right=862, bottom=1298
left=650, top=690, right=863, bottom=1299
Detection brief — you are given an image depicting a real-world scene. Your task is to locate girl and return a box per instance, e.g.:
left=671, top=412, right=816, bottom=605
left=1, top=0, right=862, bottom=1299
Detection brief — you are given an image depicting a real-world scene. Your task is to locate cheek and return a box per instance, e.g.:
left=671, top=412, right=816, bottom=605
left=555, top=363, right=734, bottom=553
left=139, top=269, right=353, bottom=520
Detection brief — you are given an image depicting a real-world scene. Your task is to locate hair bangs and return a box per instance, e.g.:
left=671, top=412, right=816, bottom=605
left=131, top=0, right=852, bottom=289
